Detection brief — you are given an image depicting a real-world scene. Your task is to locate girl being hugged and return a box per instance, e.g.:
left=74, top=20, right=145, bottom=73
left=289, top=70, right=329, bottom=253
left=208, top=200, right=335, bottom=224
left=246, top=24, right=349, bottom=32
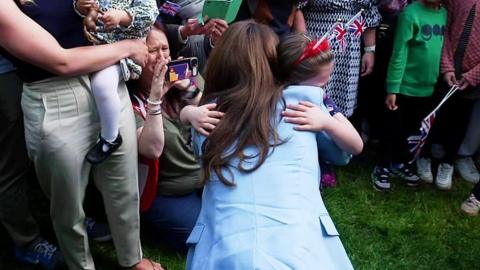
left=185, top=23, right=362, bottom=270
left=279, top=32, right=364, bottom=162
left=75, top=0, right=158, bottom=163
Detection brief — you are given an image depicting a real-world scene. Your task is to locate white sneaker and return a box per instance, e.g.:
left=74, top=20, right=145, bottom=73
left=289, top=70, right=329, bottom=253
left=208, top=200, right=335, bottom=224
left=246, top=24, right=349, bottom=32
left=455, top=157, right=480, bottom=184
left=436, top=163, right=453, bottom=190
left=461, top=194, right=480, bottom=216
left=416, top=158, right=433, bottom=183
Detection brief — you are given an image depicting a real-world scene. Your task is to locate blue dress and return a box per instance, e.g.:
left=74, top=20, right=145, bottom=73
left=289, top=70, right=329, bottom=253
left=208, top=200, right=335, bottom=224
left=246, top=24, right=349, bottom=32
left=186, top=85, right=354, bottom=270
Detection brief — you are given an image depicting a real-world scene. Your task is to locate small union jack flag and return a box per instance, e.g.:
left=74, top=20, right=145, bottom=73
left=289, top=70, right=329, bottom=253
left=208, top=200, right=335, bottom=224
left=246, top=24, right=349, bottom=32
left=333, top=22, right=347, bottom=51
left=407, top=113, right=435, bottom=162
left=348, top=16, right=366, bottom=38
left=407, top=85, right=458, bottom=162
left=159, top=1, right=181, bottom=16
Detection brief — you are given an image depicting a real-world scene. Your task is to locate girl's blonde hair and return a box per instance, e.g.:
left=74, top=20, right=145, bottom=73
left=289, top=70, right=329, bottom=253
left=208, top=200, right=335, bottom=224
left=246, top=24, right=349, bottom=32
left=278, top=33, right=334, bottom=84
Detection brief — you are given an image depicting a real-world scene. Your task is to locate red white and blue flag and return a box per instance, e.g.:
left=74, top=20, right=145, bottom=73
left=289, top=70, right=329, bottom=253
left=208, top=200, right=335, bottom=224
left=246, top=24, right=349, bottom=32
left=407, top=85, right=458, bottom=162
left=407, top=113, right=436, bottom=161
left=159, top=1, right=181, bottom=16
left=333, top=22, right=347, bottom=51
left=348, top=16, right=366, bottom=38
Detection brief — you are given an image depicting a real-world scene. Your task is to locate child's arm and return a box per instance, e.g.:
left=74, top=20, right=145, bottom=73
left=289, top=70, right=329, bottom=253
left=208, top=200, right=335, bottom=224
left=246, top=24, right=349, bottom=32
left=180, top=104, right=224, bottom=136
left=385, top=10, right=414, bottom=105
left=120, top=0, right=159, bottom=31
left=282, top=101, right=363, bottom=155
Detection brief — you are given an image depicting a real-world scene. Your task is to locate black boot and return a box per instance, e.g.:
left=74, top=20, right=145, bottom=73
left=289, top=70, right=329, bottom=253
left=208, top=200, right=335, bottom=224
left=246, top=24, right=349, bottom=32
left=86, top=134, right=123, bottom=164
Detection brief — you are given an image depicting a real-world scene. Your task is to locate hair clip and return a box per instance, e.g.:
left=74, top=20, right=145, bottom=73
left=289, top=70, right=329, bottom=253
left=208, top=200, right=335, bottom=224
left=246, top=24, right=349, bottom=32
left=293, top=38, right=330, bottom=67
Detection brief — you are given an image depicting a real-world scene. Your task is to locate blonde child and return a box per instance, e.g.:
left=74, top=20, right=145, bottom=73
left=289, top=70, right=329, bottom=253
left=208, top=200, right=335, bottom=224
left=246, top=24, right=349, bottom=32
left=75, top=0, right=158, bottom=163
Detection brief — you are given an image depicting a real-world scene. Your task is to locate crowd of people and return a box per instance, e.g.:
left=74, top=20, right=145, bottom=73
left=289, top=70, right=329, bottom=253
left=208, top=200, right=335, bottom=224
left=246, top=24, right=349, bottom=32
left=0, top=0, right=479, bottom=269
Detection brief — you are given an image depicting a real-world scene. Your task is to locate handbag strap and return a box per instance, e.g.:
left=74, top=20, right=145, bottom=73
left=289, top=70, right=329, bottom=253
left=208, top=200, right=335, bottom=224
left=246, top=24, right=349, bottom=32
left=454, top=4, right=477, bottom=79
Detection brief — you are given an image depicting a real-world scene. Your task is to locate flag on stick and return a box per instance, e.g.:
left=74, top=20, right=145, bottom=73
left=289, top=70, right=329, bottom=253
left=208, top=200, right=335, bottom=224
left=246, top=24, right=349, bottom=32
left=407, top=85, right=458, bottom=162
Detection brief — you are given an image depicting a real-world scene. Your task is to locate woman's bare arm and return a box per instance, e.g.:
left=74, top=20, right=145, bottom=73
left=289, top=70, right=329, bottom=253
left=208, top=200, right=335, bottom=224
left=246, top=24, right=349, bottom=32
left=0, top=0, right=147, bottom=76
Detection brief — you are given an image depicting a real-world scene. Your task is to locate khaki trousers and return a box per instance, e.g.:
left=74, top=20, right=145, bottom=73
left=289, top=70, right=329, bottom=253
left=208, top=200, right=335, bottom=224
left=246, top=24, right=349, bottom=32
left=21, top=76, right=142, bottom=270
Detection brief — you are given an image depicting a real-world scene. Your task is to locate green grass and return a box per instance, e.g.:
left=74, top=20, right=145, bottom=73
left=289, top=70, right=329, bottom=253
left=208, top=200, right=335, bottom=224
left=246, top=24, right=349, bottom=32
left=327, top=165, right=480, bottom=270
left=1, top=164, right=479, bottom=270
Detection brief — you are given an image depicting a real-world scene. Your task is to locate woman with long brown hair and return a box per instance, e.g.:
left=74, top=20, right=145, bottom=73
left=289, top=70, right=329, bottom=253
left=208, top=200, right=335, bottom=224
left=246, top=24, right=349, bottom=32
left=185, top=22, right=359, bottom=270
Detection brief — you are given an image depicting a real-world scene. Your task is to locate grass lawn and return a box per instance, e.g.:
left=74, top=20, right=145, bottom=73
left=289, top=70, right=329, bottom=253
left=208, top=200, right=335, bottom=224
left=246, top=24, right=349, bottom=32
left=1, top=163, right=479, bottom=270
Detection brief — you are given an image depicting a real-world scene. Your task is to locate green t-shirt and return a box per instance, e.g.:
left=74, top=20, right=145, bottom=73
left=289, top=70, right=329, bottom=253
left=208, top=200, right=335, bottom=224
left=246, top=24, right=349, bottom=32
left=386, top=1, right=447, bottom=97
left=135, top=113, right=201, bottom=196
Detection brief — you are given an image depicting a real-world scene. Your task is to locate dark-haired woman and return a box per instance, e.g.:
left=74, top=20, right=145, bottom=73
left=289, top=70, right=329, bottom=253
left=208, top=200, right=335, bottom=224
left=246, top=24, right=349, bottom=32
left=130, top=25, right=223, bottom=252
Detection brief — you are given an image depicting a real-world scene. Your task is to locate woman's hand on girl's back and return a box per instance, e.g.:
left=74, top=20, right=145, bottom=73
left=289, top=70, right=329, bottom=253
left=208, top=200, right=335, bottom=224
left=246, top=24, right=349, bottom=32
left=282, top=101, right=334, bottom=132
left=180, top=104, right=225, bottom=136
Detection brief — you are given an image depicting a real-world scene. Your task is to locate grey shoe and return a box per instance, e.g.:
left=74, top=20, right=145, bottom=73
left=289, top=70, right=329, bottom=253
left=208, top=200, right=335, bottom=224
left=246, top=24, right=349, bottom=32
left=416, top=158, right=433, bottom=183
left=455, top=157, right=480, bottom=184
left=436, top=163, right=453, bottom=190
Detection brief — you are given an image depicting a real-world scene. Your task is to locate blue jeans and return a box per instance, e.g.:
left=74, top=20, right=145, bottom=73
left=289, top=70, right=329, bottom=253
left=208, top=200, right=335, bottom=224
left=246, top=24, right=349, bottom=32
left=141, top=191, right=202, bottom=252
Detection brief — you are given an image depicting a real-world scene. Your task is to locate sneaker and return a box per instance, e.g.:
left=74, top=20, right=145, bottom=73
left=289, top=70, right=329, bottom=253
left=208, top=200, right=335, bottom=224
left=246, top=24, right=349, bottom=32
left=455, top=157, right=480, bottom=184
left=416, top=158, right=433, bottom=183
left=436, top=163, right=454, bottom=190
left=372, top=166, right=391, bottom=192
left=85, top=217, right=112, bottom=242
left=15, top=239, right=64, bottom=269
left=320, top=163, right=337, bottom=189
left=86, top=133, right=123, bottom=164
left=461, top=194, right=480, bottom=216
left=390, top=163, right=420, bottom=187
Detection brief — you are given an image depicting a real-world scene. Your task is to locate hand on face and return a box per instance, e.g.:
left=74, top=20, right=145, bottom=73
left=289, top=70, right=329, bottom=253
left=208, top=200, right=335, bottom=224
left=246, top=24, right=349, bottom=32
left=150, top=51, right=170, bottom=99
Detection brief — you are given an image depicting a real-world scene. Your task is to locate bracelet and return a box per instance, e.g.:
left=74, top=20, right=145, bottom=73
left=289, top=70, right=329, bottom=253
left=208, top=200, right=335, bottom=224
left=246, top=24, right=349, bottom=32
left=147, top=107, right=162, bottom=116
left=147, top=98, right=163, bottom=106
left=364, top=46, right=376, bottom=53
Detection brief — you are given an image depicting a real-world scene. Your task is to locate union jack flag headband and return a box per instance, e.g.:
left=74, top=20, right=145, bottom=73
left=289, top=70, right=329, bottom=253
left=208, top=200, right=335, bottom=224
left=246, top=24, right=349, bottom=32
left=293, top=37, right=331, bottom=67
left=293, top=9, right=365, bottom=67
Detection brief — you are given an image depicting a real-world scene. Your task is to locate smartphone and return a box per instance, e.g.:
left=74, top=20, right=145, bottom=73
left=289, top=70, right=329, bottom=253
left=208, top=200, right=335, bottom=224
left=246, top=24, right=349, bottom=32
left=165, top=57, right=199, bottom=82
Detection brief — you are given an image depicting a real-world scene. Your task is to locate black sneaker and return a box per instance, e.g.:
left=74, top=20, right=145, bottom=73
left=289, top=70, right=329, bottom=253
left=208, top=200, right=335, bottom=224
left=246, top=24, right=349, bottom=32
left=390, top=163, right=420, bottom=187
left=372, top=166, right=391, bottom=192
left=86, top=133, right=123, bottom=164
